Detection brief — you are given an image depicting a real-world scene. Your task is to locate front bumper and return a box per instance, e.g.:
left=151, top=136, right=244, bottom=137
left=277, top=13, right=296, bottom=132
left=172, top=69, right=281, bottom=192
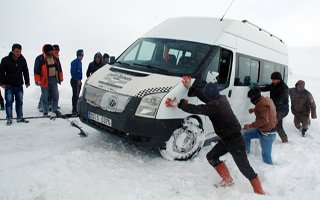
left=77, top=96, right=183, bottom=148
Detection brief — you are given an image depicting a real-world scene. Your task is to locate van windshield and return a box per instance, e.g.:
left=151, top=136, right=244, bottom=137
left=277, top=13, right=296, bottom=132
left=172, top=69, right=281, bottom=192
left=115, top=38, right=213, bottom=76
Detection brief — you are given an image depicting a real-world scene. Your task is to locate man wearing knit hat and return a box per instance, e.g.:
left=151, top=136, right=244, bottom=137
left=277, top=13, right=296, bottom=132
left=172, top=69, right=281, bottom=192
left=260, top=71, right=289, bottom=143
left=243, top=88, right=277, bottom=164
left=34, top=44, right=63, bottom=116
left=173, top=82, right=265, bottom=195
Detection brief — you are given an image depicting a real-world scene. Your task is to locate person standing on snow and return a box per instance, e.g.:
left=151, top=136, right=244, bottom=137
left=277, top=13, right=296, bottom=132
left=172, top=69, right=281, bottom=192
left=0, top=44, right=30, bottom=125
left=70, top=49, right=84, bottom=114
left=243, top=88, right=277, bottom=165
left=37, top=44, right=62, bottom=112
left=86, top=52, right=103, bottom=77
left=260, top=71, right=289, bottom=143
left=168, top=82, right=265, bottom=195
left=34, top=44, right=63, bottom=117
left=289, top=80, right=317, bottom=136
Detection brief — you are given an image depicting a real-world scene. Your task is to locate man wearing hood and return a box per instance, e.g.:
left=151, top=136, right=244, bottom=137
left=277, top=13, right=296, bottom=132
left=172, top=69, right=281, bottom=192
left=243, top=88, right=277, bottom=165
left=86, top=52, right=103, bottom=78
left=289, top=80, right=317, bottom=136
left=260, top=71, right=289, bottom=143
left=0, top=44, right=30, bottom=125
left=176, top=83, right=264, bottom=195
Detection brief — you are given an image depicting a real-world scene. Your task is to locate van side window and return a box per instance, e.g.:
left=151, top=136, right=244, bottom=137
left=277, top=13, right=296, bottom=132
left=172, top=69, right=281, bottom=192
left=201, top=48, right=232, bottom=86
left=259, top=61, right=285, bottom=85
left=218, top=49, right=233, bottom=85
left=235, top=56, right=260, bottom=86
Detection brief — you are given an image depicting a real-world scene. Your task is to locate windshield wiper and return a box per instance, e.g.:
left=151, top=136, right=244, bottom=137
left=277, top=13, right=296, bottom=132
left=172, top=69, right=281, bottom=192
left=115, top=61, right=133, bottom=68
left=133, top=63, right=169, bottom=74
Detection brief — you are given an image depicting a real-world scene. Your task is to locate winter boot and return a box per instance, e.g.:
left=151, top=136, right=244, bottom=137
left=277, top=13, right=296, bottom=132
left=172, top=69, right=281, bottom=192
left=280, top=135, right=288, bottom=143
left=214, top=162, right=234, bottom=187
left=250, top=176, right=265, bottom=195
left=301, top=128, right=308, bottom=137
left=6, top=119, right=12, bottom=126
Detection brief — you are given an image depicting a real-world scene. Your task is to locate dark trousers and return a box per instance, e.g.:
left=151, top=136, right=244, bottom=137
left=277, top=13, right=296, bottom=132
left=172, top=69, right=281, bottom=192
left=0, top=90, right=4, bottom=108
left=276, top=110, right=288, bottom=139
left=294, top=113, right=310, bottom=129
left=206, top=135, right=257, bottom=180
left=70, top=79, right=82, bottom=112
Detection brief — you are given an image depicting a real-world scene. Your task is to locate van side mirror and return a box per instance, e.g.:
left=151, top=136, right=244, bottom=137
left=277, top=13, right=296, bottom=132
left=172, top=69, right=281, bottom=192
left=109, top=56, right=116, bottom=64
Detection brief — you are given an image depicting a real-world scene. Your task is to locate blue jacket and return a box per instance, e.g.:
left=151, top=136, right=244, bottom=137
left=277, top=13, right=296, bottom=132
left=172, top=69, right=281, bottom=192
left=70, top=58, right=82, bottom=80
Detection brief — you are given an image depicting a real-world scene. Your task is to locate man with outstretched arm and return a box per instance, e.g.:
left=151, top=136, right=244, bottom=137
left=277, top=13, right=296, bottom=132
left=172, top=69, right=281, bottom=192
left=166, top=80, right=265, bottom=195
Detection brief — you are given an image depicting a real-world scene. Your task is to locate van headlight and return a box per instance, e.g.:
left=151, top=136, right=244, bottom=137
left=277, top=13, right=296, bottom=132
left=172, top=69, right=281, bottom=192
left=135, top=93, right=166, bottom=118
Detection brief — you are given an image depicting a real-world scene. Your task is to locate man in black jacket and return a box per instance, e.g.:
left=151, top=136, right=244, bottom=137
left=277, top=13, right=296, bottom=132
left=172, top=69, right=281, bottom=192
left=86, top=52, right=103, bottom=78
left=177, top=82, right=264, bottom=195
left=0, top=44, right=30, bottom=125
left=260, top=72, right=289, bottom=143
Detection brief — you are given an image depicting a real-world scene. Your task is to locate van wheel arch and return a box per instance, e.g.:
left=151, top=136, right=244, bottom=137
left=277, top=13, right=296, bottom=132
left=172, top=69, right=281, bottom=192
left=159, top=116, right=205, bottom=161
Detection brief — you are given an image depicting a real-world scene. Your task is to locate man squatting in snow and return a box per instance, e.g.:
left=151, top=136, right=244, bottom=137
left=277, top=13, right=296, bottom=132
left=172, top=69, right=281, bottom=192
left=167, top=78, right=265, bottom=195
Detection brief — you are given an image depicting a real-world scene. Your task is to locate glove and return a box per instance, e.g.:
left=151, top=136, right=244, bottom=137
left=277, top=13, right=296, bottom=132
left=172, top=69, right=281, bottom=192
left=243, top=124, right=251, bottom=131
left=187, top=86, right=197, bottom=97
left=182, top=75, right=191, bottom=89
left=165, top=97, right=178, bottom=107
left=177, top=99, right=188, bottom=108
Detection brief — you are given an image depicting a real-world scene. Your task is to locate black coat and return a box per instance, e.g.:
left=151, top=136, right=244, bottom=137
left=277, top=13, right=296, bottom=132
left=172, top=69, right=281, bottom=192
left=0, top=52, right=30, bottom=86
left=86, top=53, right=103, bottom=78
left=260, top=81, right=289, bottom=112
left=179, top=88, right=241, bottom=140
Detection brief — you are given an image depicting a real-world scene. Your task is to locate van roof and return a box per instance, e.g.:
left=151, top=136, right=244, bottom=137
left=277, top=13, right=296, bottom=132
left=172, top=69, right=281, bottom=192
left=142, top=17, right=287, bottom=57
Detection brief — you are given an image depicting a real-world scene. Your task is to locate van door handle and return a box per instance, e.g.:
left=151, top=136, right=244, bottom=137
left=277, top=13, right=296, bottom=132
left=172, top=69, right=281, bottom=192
left=228, top=90, right=232, bottom=97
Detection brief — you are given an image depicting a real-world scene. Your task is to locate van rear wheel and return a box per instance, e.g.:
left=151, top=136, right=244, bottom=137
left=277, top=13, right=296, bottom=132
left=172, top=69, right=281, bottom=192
left=160, top=117, right=205, bottom=160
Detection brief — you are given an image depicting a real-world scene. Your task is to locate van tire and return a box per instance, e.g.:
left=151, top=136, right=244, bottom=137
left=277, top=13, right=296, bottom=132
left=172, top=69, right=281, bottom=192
left=160, top=117, right=205, bottom=160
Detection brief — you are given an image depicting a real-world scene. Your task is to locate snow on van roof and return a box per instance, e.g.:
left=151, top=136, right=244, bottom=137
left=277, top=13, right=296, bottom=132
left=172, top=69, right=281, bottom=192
left=143, top=17, right=233, bottom=44
left=142, top=17, right=287, bottom=53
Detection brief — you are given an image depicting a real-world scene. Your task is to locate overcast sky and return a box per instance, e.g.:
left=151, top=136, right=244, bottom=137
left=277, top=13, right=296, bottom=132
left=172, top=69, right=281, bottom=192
left=1, top=0, right=320, bottom=63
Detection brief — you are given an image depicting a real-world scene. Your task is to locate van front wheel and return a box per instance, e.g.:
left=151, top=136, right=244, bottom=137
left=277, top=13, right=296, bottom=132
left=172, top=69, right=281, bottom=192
left=160, top=117, right=205, bottom=160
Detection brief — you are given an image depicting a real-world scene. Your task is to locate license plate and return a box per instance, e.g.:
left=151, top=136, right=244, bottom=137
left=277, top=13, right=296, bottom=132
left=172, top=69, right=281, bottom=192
left=88, top=111, right=112, bottom=127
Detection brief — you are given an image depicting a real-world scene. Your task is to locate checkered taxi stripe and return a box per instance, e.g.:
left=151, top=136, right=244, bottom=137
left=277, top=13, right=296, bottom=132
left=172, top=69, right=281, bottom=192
left=136, top=87, right=173, bottom=98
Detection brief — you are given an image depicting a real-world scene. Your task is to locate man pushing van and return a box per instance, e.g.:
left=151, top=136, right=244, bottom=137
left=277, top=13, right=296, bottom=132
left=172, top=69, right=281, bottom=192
left=166, top=80, right=265, bottom=195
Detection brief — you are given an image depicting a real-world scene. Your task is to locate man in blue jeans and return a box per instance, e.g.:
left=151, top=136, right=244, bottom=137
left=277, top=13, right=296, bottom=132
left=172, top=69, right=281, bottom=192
left=243, top=88, right=277, bottom=164
left=0, top=44, right=30, bottom=125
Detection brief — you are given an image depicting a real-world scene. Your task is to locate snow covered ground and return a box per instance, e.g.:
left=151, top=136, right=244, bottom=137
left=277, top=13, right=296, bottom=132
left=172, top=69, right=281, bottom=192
left=1, top=48, right=320, bottom=200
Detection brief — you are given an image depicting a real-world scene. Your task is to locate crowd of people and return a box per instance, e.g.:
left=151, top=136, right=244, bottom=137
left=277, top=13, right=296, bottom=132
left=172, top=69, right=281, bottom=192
left=0, top=43, right=110, bottom=124
left=0, top=43, right=318, bottom=195
left=169, top=71, right=317, bottom=195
